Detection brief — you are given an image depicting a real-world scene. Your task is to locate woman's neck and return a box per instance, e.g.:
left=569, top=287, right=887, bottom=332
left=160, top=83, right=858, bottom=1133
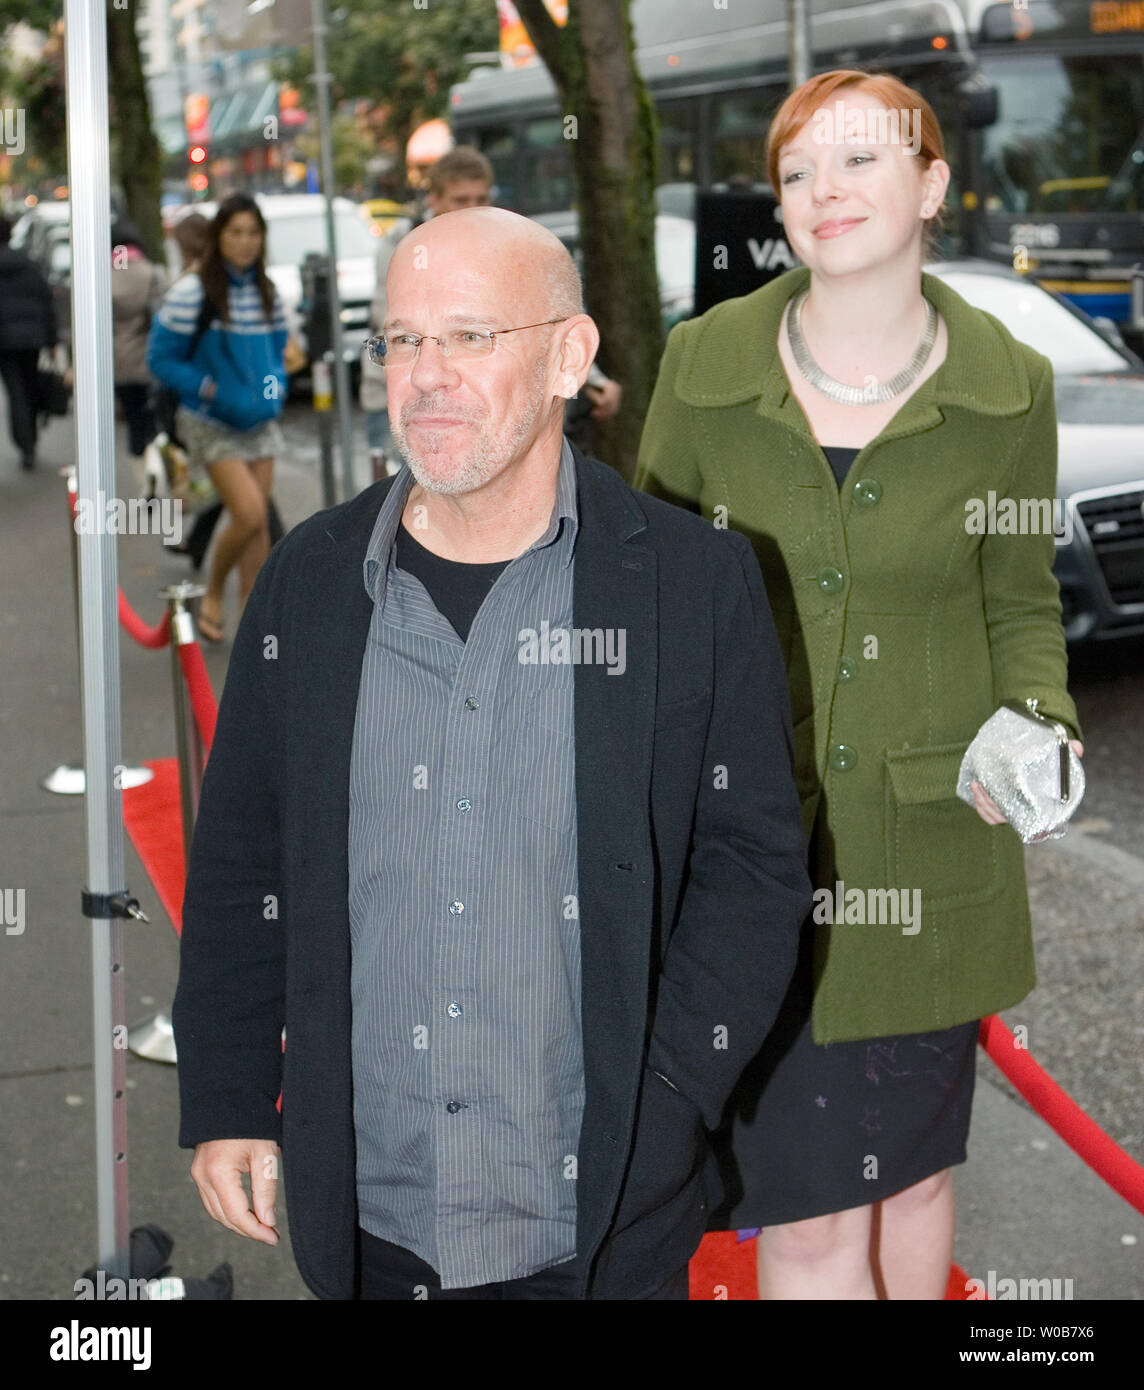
left=798, top=260, right=930, bottom=367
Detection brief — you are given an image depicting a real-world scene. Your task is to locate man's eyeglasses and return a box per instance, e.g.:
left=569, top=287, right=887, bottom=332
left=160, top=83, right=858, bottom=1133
left=363, top=318, right=568, bottom=367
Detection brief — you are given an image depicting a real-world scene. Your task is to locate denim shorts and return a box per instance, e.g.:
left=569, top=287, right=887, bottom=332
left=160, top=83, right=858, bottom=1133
left=175, top=405, right=284, bottom=475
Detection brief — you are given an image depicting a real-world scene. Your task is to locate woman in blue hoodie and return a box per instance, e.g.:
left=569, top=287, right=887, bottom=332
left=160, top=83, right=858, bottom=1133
left=147, top=194, right=288, bottom=642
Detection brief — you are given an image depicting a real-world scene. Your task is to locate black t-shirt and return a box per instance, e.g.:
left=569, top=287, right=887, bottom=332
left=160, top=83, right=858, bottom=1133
left=822, top=444, right=860, bottom=489
left=393, top=522, right=511, bottom=642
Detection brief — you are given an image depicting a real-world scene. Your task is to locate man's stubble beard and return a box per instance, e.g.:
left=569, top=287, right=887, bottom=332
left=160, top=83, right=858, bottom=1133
left=392, top=354, right=551, bottom=497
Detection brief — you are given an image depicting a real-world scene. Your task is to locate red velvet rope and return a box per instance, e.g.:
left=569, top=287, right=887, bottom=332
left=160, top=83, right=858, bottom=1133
left=176, top=639, right=218, bottom=757
left=980, top=1014, right=1144, bottom=1215
left=68, top=483, right=174, bottom=650
left=117, top=591, right=172, bottom=649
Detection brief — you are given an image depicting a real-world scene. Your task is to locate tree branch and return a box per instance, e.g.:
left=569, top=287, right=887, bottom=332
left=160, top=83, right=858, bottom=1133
left=513, top=0, right=568, bottom=93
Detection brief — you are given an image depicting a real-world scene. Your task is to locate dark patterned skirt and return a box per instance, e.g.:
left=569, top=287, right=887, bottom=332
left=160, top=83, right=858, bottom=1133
left=707, top=916, right=978, bottom=1230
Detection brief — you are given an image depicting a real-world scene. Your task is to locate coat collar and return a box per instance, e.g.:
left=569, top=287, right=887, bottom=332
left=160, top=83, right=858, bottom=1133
left=673, top=266, right=1035, bottom=425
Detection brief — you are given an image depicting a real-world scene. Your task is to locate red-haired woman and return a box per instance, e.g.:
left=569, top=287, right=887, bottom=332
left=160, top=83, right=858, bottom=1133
left=637, top=70, right=1083, bottom=1299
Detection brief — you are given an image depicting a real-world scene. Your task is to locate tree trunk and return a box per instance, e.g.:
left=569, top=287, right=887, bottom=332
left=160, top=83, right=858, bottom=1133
left=107, top=6, right=165, bottom=266
left=516, top=0, right=661, bottom=479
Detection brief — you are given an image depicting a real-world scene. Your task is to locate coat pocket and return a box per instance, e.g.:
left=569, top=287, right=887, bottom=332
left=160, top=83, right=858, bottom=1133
left=883, top=742, right=1006, bottom=912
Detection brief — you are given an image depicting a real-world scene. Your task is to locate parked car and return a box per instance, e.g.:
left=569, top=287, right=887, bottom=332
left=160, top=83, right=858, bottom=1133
left=532, top=209, right=697, bottom=332
left=169, top=193, right=377, bottom=371
left=9, top=200, right=71, bottom=270
left=927, top=261, right=1144, bottom=644
left=361, top=197, right=415, bottom=237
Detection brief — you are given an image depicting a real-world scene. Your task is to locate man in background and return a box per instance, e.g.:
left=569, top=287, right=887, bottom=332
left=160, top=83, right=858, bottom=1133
left=0, top=214, right=59, bottom=471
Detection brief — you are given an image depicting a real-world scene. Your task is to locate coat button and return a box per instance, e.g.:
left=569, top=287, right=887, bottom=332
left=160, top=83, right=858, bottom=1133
left=828, top=743, right=857, bottom=771
left=838, top=657, right=857, bottom=682
left=853, top=478, right=882, bottom=507
left=816, top=566, right=844, bottom=595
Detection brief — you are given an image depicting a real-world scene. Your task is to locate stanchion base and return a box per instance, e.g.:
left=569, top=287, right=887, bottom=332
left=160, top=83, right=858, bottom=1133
left=127, top=1012, right=177, bottom=1065
left=40, top=764, right=155, bottom=795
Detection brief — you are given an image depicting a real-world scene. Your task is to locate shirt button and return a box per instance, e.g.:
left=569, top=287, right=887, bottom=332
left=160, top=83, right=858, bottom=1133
left=828, top=743, right=858, bottom=771
left=446, top=1002, right=463, bottom=1018
left=838, top=657, right=858, bottom=682
left=816, top=566, right=845, bottom=595
left=456, top=798, right=472, bottom=813
left=853, top=478, right=883, bottom=507
left=445, top=1101, right=466, bottom=1114
left=448, top=899, right=465, bottom=916
left=464, top=696, right=479, bottom=711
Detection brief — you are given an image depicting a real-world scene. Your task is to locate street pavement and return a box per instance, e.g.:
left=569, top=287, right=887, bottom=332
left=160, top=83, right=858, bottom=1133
left=0, top=401, right=1141, bottom=1301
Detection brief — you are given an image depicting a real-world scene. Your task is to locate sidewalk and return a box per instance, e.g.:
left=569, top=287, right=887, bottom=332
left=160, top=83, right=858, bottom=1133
left=0, top=407, right=1140, bottom=1300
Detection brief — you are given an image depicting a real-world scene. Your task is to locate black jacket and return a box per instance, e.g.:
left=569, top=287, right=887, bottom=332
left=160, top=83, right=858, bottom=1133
left=0, top=246, right=57, bottom=352
left=172, top=442, right=812, bottom=1300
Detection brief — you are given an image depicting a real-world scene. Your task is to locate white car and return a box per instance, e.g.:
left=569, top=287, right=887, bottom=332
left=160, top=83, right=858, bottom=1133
left=169, top=193, right=378, bottom=367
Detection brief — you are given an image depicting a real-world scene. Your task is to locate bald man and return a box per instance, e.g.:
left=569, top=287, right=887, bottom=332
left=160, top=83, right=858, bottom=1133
left=173, top=208, right=811, bottom=1301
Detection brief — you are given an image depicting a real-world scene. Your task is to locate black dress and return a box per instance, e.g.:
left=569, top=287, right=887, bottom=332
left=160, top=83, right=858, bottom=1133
left=706, top=445, right=979, bottom=1231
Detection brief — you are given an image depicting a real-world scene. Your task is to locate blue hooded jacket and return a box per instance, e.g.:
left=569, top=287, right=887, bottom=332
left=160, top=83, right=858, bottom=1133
left=146, top=262, right=288, bottom=432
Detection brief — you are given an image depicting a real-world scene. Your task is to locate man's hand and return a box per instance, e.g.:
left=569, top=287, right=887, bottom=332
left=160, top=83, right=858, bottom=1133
left=971, top=740, right=1084, bottom=825
left=190, top=1139, right=280, bottom=1245
left=586, top=376, right=622, bottom=421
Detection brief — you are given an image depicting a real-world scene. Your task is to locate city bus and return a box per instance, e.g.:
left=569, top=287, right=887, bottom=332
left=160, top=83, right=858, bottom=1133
left=449, top=0, right=1144, bottom=349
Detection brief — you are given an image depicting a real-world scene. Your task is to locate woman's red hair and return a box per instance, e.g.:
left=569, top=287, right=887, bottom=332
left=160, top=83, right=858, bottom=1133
left=766, top=70, right=947, bottom=237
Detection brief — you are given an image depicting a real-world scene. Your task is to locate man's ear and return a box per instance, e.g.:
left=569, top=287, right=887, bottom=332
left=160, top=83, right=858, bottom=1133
left=554, top=314, right=600, bottom=399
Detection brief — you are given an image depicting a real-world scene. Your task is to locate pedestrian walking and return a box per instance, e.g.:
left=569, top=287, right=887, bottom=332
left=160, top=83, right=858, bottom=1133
left=147, top=194, right=289, bottom=643
left=636, top=69, right=1085, bottom=1301
left=110, top=219, right=168, bottom=498
left=0, top=213, right=59, bottom=471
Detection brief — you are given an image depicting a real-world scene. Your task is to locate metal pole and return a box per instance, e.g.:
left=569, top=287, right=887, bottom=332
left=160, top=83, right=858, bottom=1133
left=313, top=354, right=338, bottom=508
left=310, top=0, right=356, bottom=501
left=163, top=584, right=207, bottom=866
left=788, top=0, right=812, bottom=90
left=65, top=0, right=129, bottom=1278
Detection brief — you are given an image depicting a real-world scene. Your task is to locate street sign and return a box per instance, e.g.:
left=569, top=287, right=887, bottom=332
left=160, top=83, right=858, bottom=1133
left=694, top=189, right=799, bottom=315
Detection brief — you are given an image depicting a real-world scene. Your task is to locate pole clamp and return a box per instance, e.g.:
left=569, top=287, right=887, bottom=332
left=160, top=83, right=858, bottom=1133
left=81, top=889, right=150, bottom=923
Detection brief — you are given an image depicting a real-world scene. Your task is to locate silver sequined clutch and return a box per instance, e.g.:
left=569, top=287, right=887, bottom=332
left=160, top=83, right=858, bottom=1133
left=956, top=700, right=1085, bottom=844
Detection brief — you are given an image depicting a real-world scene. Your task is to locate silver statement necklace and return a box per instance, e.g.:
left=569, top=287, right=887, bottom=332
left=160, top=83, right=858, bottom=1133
left=787, top=286, right=938, bottom=406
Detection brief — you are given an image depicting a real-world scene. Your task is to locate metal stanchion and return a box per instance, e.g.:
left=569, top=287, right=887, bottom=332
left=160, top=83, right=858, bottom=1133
left=164, top=583, right=207, bottom=867
left=41, top=467, right=153, bottom=794
left=127, top=582, right=205, bottom=1067
left=301, top=252, right=338, bottom=508
left=314, top=354, right=337, bottom=507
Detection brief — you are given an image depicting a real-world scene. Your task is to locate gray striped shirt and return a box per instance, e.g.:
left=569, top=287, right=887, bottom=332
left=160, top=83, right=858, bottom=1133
left=348, top=441, right=583, bottom=1289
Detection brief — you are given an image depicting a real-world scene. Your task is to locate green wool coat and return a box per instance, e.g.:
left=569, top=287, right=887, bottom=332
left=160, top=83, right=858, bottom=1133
left=635, top=265, right=1081, bottom=1045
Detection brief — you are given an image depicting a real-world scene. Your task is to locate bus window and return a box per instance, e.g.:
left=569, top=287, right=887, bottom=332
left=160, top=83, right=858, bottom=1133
left=712, top=90, right=780, bottom=185
left=657, top=100, right=697, bottom=183
left=472, top=125, right=517, bottom=209
left=978, top=52, right=1144, bottom=213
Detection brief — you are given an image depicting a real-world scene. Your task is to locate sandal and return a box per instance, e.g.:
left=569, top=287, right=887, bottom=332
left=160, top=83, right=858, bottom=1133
left=197, top=598, right=225, bottom=645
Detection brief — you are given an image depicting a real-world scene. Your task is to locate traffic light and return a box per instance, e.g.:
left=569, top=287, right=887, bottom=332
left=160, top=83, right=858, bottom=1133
left=188, top=144, right=209, bottom=196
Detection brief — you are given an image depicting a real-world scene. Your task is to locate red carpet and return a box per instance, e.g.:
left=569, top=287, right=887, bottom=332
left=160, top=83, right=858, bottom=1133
left=687, top=1232, right=975, bottom=1298
left=121, top=757, right=185, bottom=934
